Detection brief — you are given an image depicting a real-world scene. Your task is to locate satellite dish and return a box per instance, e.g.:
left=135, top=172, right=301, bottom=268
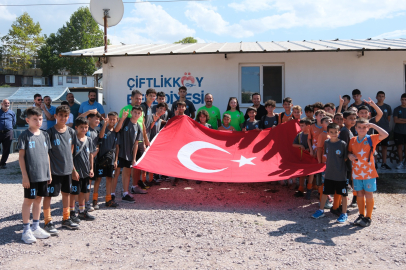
left=90, top=0, right=124, bottom=27
left=90, top=0, right=124, bottom=53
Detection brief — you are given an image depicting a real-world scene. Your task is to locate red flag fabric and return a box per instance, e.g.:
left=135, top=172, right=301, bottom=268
left=135, top=116, right=325, bottom=182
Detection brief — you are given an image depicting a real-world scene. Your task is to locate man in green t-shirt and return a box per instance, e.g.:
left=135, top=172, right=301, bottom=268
left=195, top=93, right=221, bottom=129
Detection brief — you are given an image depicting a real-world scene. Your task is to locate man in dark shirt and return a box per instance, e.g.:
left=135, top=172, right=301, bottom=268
left=66, top=93, right=80, bottom=120
left=244, top=93, right=267, bottom=121
left=171, top=86, right=196, bottom=118
left=0, top=99, right=16, bottom=169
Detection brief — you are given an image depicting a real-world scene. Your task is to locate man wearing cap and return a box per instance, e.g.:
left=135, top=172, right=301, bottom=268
left=0, top=99, right=16, bottom=169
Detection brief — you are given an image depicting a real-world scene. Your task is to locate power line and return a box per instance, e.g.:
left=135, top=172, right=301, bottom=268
left=0, top=0, right=209, bottom=7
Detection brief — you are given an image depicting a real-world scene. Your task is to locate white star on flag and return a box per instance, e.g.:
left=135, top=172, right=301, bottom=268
left=359, top=171, right=367, bottom=178
left=358, top=149, right=367, bottom=157
left=231, top=156, right=256, bottom=167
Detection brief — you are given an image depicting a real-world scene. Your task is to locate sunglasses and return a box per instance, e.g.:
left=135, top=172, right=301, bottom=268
left=37, top=99, right=43, bottom=101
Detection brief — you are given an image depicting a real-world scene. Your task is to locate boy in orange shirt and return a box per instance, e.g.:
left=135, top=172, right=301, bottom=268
left=310, top=110, right=326, bottom=156
left=348, top=118, right=388, bottom=227
left=278, top=97, right=293, bottom=123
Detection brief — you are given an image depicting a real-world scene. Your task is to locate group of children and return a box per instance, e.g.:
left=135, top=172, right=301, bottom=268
left=18, top=87, right=405, bottom=244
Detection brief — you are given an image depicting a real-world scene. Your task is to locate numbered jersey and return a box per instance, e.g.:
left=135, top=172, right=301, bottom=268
left=18, top=129, right=52, bottom=183
left=47, top=126, right=77, bottom=176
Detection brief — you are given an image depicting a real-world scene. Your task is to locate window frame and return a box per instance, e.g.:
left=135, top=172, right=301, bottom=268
left=58, top=76, right=63, bottom=85
left=239, top=63, right=285, bottom=107
left=82, top=76, right=87, bottom=85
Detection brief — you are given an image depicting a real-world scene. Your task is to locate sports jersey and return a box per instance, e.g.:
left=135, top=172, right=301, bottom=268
left=348, top=134, right=381, bottom=180
left=87, top=127, right=100, bottom=148
left=223, top=110, right=244, bottom=131
left=148, top=119, right=163, bottom=141
left=47, top=126, right=77, bottom=175
left=99, top=129, right=120, bottom=166
left=278, top=111, right=292, bottom=124
left=171, top=100, right=196, bottom=117
left=118, top=119, right=143, bottom=161
left=393, top=106, right=406, bottom=134
left=260, top=115, right=278, bottom=129
left=310, top=123, right=323, bottom=150
left=293, top=132, right=309, bottom=150
left=18, top=130, right=52, bottom=183
left=339, top=126, right=353, bottom=172
left=324, top=139, right=347, bottom=181
left=317, top=131, right=329, bottom=163
left=196, top=105, right=221, bottom=129
left=371, top=103, right=392, bottom=132
left=119, top=105, right=145, bottom=132
left=244, top=119, right=260, bottom=131
left=73, top=136, right=96, bottom=179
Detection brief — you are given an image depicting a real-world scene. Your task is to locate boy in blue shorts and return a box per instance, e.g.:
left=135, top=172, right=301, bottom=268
left=312, top=123, right=348, bottom=223
left=348, top=118, right=388, bottom=227
left=44, top=105, right=79, bottom=234
left=70, top=117, right=97, bottom=221
left=19, top=107, right=52, bottom=243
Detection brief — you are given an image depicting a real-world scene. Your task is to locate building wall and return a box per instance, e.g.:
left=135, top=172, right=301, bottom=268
left=102, top=51, right=406, bottom=114
left=52, top=75, right=94, bottom=88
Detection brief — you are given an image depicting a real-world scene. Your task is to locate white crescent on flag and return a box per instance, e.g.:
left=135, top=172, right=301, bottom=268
left=177, top=141, right=230, bottom=173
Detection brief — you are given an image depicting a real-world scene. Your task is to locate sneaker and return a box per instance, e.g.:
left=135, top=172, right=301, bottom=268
left=92, top=200, right=99, bottom=210
left=330, top=207, right=341, bottom=217
left=137, top=180, right=148, bottom=189
left=44, top=221, right=58, bottom=236
left=337, top=213, right=348, bottom=223
left=22, top=230, right=36, bottom=244
left=70, top=213, right=81, bottom=224
left=122, top=194, right=135, bottom=203
left=105, top=200, right=119, bottom=207
left=294, top=191, right=304, bottom=197
left=381, top=163, right=392, bottom=170
left=171, top=178, right=179, bottom=186
left=305, top=189, right=312, bottom=200
left=324, top=201, right=333, bottom=209
left=111, top=194, right=116, bottom=201
left=359, top=217, right=371, bottom=227
left=32, top=227, right=51, bottom=239
left=131, top=186, right=147, bottom=194
left=85, top=202, right=94, bottom=212
left=312, top=209, right=325, bottom=219
left=62, top=218, right=80, bottom=230
left=353, top=214, right=364, bottom=226
left=78, top=211, right=96, bottom=221
left=396, top=162, right=404, bottom=169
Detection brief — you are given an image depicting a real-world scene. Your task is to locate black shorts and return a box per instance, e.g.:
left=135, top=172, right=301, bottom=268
left=46, top=174, right=72, bottom=197
left=71, top=177, right=90, bottom=195
left=95, top=163, right=114, bottom=178
left=24, top=181, right=49, bottom=199
left=377, top=136, right=389, bottom=147
left=323, top=179, right=348, bottom=197
left=394, top=132, right=406, bottom=146
left=136, top=142, right=145, bottom=160
left=118, top=157, right=132, bottom=168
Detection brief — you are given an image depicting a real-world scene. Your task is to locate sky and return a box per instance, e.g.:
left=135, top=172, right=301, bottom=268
left=1, top=0, right=406, bottom=46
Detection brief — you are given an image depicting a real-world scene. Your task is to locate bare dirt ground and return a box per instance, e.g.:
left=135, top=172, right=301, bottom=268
left=1, top=153, right=406, bottom=270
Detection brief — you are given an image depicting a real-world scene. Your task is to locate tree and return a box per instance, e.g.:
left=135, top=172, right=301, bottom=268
left=174, top=37, right=198, bottom=44
left=1, top=12, right=44, bottom=73
left=39, top=7, right=104, bottom=76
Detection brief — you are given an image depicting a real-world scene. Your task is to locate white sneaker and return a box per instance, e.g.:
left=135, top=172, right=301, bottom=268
left=396, top=162, right=404, bottom=169
left=32, top=227, right=51, bottom=239
left=22, top=230, right=37, bottom=244
left=86, top=202, right=94, bottom=212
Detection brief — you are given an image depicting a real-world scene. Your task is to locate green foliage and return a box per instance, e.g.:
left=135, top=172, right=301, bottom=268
left=174, top=37, right=198, bottom=44
left=39, top=7, right=104, bottom=76
left=1, top=12, right=44, bottom=73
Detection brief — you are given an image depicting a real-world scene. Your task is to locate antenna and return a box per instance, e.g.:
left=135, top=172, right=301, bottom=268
left=90, top=0, right=124, bottom=53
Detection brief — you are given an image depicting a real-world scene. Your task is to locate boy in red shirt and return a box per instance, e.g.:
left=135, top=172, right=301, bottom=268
left=348, top=118, right=388, bottom=227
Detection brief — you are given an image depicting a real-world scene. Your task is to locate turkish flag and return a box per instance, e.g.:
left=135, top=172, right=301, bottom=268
left=135, top=116, right=325, bottom=182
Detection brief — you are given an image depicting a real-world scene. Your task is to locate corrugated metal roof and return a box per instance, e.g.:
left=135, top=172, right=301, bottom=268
left=0, top=87, right=19, bottom=101
left=8, top=87, right=72, bottom=102
left=60, top=38, right=406, bottom=57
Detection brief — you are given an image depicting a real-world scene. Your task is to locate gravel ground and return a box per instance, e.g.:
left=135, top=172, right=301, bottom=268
left=1, top=153, right=406, bottom=269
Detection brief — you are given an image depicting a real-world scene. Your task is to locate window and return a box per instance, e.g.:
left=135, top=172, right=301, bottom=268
left=58, top=76, right=63, bottom=85
left=5, top=75, right=15, bottom=84
left=82, top=76, right=87, bottom=85
left=42, top=77, right=49, bottom=86
left=66, top=76, right=72, bottom=83
left=72, top=76, right=79, bottom=84
left=240, top=64, right=284, bottom=104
